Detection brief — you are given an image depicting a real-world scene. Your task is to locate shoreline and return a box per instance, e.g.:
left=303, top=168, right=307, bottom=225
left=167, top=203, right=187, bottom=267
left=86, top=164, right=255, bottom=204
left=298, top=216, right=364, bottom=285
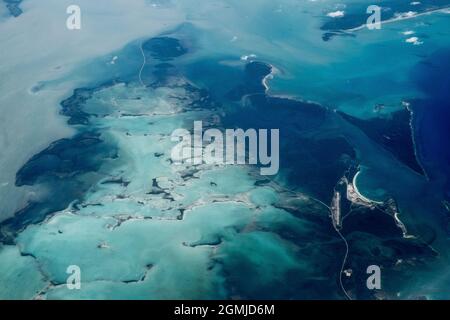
left=262, top=64, right=279, bottom=93
left=352, top=170, right=384, bottom=205
left=353, top=170, right=414, bottom=239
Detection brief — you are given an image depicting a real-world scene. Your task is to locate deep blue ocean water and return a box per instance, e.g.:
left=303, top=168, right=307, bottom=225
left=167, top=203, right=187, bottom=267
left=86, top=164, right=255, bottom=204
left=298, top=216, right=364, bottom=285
left=413, top=49, right=450, bottom=199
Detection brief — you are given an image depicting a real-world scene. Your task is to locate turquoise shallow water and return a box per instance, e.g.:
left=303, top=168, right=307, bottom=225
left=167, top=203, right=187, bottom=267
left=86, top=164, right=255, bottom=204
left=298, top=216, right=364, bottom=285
left=0, top=0, right=450, bottom=300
